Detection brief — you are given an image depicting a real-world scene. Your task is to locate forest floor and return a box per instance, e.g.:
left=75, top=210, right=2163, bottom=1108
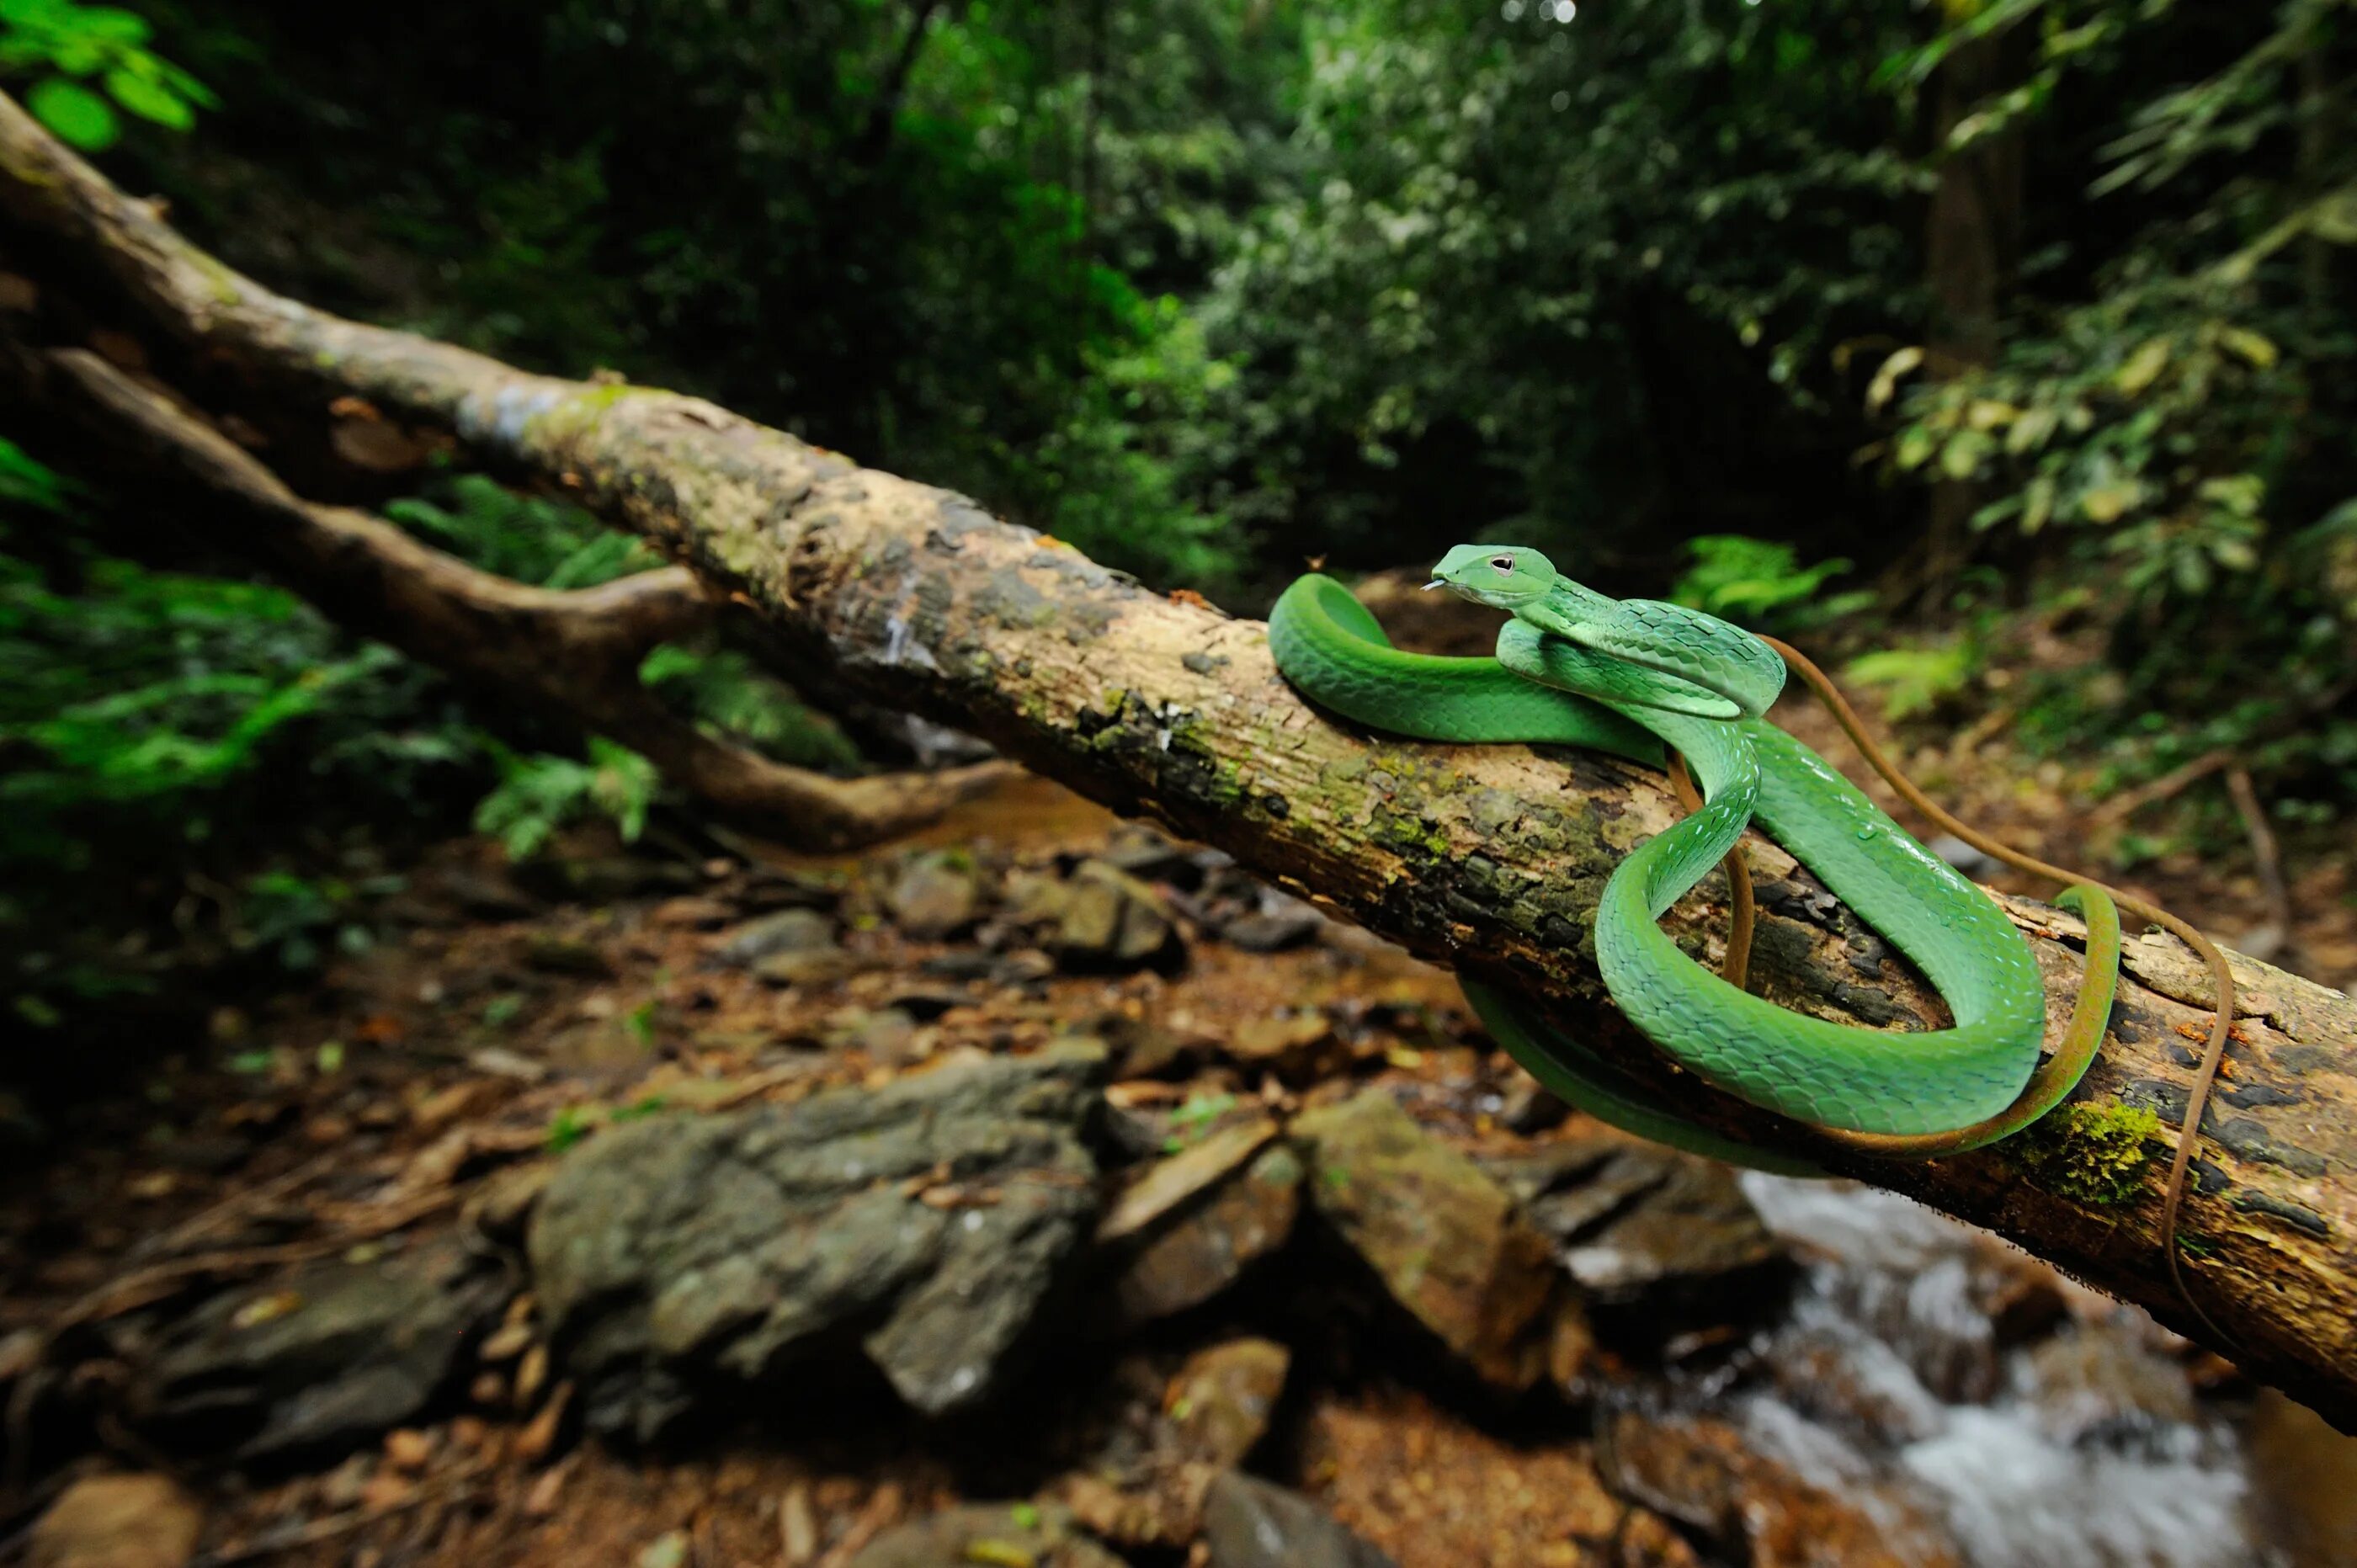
left=4, top=597, right=2356, bottom=1568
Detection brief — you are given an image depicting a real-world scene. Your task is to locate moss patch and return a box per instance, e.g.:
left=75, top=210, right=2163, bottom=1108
left=2010, top=1101, right=2164, bottom=1206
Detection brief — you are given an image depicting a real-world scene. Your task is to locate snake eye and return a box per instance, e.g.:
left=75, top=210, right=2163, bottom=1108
left=1489, top=554, right=1515, bottom=574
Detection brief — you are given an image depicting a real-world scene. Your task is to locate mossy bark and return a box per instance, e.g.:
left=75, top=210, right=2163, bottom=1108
left=2, top=90, right=2354, bottom=1426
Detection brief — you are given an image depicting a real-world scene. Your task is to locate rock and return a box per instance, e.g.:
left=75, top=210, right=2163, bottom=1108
left=715, top=908, right=837, bottom=968
left=1167, top=1338, right=1289, bottom=1468
left=1053, top=862, right=1175, bottom=970
left=524, top=933, right=613, bottom=978
left=1290, top=1091, right=1557, bottom=1389
left=1763, top=1331, right=1948, bottom=1446
left=1200, top=1473, right=1397, bottom=1568
left=138, top=1236, right=503, bottom=1462
left=886, top=851, right=982, bottom=938
left=1107, top=1144, right=1301, bottom=1329
left=2023, top=1327, right=2196, bottom=1443
left=752, top=947, right=859, bottom=988
left=529, top=1044, right=1106, bottom=1438
left=1490, top=1140, right=1785, bottom=1311
left=845, top=1502, right=1130, bottom=1568
left=1097, top=1119, right=1280, bottom=1244
left=1600, top=1409, right=1961, bottom=1568
left=1095, top=1013, right=1192, bottom=1079
left=29, top=1473, right=205, bottom=1568
left=1221, top=890, right=1328, bottom=954
left=1099, top=824, right=1226, bottom=888
left=1227, top=1011, right=1338, bottom=1077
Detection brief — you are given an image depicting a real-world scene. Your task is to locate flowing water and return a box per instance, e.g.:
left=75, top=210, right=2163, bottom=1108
left=1725, top=1175, right=2295, bottom=1568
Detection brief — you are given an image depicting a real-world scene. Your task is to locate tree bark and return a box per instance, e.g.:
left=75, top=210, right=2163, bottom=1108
left=1, top=93, right=2353, bottom=1425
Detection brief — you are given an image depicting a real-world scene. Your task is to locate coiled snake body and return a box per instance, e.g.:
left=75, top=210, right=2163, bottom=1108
left=1269, top=547, right=2233, bottom=1328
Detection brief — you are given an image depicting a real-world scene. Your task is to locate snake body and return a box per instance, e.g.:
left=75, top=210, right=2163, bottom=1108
left=1266, top=550, right=2126, bottom=1170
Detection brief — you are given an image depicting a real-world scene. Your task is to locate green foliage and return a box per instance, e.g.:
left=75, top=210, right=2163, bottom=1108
left=1669, top=535, right=1863, bottom=629
left=636, top=645, right=864, bottom=775
left=472, top=736, right=657, bottom=860
left=1872, top=0, right=2357, bottom=810
left=384, top=474, right=657, bottom=588
left=0, top=448, right=460, bottom=878
left=1843, top=641, right=1984, bottom=722
left=0, top=0, right=214, bottom=149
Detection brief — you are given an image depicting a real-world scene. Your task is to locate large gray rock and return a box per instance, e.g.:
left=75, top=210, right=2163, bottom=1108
left=137, top=1236, right=502, bottom=1462
left=1200, top=1473, right=1397, bottom=1568
left=529, top=1044, right=1106, bottom=1438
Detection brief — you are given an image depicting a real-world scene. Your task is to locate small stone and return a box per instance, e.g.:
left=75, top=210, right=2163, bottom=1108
left=1166, top=1338, right=1290, bottom=1467
left=717, top=909, right=838, bottom=968
left=1053, top=862, right=1174, bottom=970
left=1221, top=890, right=1328, bottom=953
left=2025, top=1328, right=2197, bottom=1443
left=1098, top=1118, right=1280, bottom=1243
left=29, top=1474, right=204, bottom=1568
left=886, top=852, right=982, bottom=939
left=1200, top=1472, right=1397, bottom=1568
left=753, top=947, right=858, bottom=988
left=1228, top=1012, right=1336, bottom=1077
left=1109, top=1144, right=1301, bottom=1329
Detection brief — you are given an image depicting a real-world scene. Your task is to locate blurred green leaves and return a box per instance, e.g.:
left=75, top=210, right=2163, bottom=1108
left=0, top=0, right=213, bottom=149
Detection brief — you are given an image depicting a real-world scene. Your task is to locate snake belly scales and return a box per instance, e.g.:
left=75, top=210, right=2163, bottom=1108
left=1267, top=547, right=2233, bottom=1324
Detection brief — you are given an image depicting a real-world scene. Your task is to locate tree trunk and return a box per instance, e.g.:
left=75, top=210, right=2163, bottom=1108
left=1, top=92, right=2353, bottom=1427
left=1917, top=3, right=2028, bottom=613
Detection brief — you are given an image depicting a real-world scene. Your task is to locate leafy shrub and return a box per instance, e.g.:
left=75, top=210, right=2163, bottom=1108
left=0, top=0, right=213, bottom=149
left=472, top=736, right=657, bottom=860
left=1669, top=535, right=1866, bottom=630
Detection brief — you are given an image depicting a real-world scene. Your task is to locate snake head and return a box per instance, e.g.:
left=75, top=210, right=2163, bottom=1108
left=1429, top=544, right=1559, bottom=609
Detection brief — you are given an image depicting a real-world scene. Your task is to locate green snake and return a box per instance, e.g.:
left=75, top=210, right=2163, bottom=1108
left=1268, top=547, right=2235, bottom=1326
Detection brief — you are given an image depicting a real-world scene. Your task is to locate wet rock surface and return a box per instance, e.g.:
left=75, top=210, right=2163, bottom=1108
left=529, top=1043, right=1106, bottom=1438
left=1602, top=1406, right=1965, bottom=1568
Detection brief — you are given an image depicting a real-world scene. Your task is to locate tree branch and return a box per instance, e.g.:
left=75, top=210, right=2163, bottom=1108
left=1, top=92, right=2352, bottom=1423
left=11, top=344, right=1008, bottom=851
